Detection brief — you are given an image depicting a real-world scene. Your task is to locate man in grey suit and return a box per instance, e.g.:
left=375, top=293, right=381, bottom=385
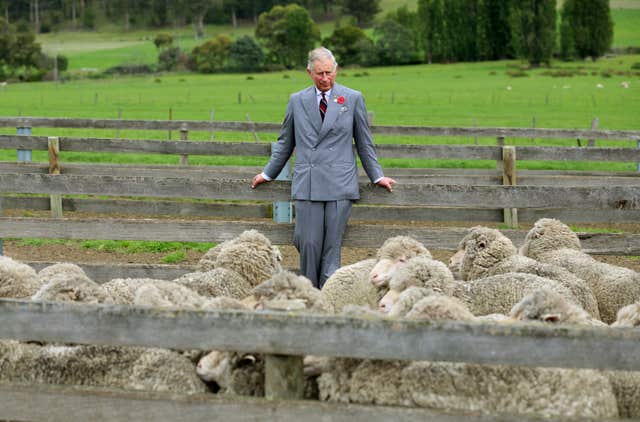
left=252, top=47, right=395, bottom=289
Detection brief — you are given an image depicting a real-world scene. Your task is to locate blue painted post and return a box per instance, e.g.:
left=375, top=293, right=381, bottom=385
left=17, top=124, right=32, bottom=162
left=272, top=142, right=292, bottom=224
left=0, top=193, right=3, bottom=255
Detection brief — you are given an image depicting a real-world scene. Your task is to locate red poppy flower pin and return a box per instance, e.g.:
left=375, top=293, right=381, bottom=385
left=336, top=96, right=345, bottom=104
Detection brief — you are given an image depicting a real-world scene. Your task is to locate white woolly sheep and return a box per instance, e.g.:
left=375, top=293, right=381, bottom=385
left=0, top=340, right=207, bottom=395
left=321, top=236, right=432, bottom=313
left=508, top=287, right=640, bottom=418
left=318, top=350, right=618, bottom=419
left=451, top=226, right=600, bottom=320
left=196, top=230, right=283, bottom=288
left=317, top=288, right=618, bottom=419
left=509, top=288, right=605, bottom=327
left=0, top=255, right=43, bottom=299
left=611, top=302, right=640, bottom=328
left=404, top=292, right=477, bottom=321
left=32, top=266, right=114, bottom=305
left=320, top=259, right=380, bottom=312
left=378, top=256, right=456, bottom=314
left=174, top=267, right=252, bottom=300
left=369, top=235, right=432, bottom=288
left=521, top=218, right=640, bottom=324
left=453, top=272, right=580, bottom=317
left=196, top=271, right=328, bottom=397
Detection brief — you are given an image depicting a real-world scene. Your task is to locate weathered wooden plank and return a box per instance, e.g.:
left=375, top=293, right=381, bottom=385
left=2, top=218, right=639, bottom=254
left=1, top=299, right=640, bottom=370
left=1, top=173, right=639, bottom=209
left=517, top=145, right=640, bottom=162
left=0, top=384, right=561, bottom=422
left=1, top=117, right=638, bottom=141
left=1, top=196, right=272, bottom=219
left=27, top=261, right=194, bottom=282
left=4, top=134, right=640, bottom=162
left=6, top=196, right=640, bottom=224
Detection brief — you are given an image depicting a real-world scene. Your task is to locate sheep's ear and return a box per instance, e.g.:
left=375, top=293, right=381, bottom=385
left=542, top=313, right=561, bottom=323
left=237, top=354, right=257, bottom=367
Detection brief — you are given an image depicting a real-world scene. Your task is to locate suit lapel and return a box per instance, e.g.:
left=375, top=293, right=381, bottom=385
left=318, top=84, right=342, bottom=141
left=301, top=87, right=322, bottom=134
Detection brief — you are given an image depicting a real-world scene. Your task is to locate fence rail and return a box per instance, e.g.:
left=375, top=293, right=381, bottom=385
left=1, top=117, right=639, bottom=141
left=3, top=134, right=640, bottom=161
left=2, top=117, right=640, bottom=421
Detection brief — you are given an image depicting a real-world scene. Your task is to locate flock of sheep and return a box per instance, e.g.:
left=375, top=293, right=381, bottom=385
left=1, top=218, right=639, bottom=419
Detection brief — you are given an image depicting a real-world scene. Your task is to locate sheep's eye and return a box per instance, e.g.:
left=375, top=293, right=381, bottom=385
left=398, top=257, right=406, bottom=263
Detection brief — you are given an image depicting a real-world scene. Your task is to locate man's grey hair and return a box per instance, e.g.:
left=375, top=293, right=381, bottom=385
left=307, top=47, right=338, bottom=72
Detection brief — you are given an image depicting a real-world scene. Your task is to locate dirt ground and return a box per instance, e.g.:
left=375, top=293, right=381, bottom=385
left=2, top=213, right=639, bottom=272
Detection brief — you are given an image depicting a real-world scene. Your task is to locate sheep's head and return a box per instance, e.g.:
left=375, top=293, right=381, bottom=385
left=611, top=302, right=640, bottom=327
left=196, top=350, right=259, bottom=392
left=457, top=227, right=517, bottom=281
left=379, top=257, right=454, bottom=314
left=508, top=288, right=581, bottom=324
left=369, top=236, right=431, bottom=288
left=251, top=271, right=333, bottom=314
left=520, top=218, right=581, bottom=259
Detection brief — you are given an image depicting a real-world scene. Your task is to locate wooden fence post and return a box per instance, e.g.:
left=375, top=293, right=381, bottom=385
left=264, top=354, right=304, bottom=400
left=179, top=125, right=189, bottom=165
left=495, top=136, right=505, bottom=171
left=637, top=139, right=640, bottom=173
left=209, top=109, right=215, bottom=141
left=587, top=117, right=598, bottom=147
left=48, top=137, right=63, bottom=218
left=0, top=192, right=3, bottom=255
left=367, top=111, right=375, bottom=126
left=502, top=145, right=518, bottom=228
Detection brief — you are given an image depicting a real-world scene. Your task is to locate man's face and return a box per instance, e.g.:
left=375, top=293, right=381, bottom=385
left=307, top=58, right=337, bottom=92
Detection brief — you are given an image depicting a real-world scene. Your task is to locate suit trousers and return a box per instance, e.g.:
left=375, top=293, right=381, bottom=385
left=294, top=200, right=352, bottom=289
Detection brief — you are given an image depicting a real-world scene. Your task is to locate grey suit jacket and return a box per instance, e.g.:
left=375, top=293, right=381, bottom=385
left=263, top=83, right=384, bottom=201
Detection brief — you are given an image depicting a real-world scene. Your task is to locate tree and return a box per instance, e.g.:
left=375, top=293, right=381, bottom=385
left=255, top=4, right=320, bottom=69
left=339, top=0, right=380, bottom=27
left=322, top=24, right=372, bottom=66
left=560, top=0, right=613, bottom=60
left=417, top=0, right=447, bottom=63
left=189, top=34, right=232, bottom=73
left=509, top=0, right=556, bottom=66
left=228, top=35, right=265, bottom=72
left=374, top=18, right=420, bottom=65
left=476, top=0, right=513, bottom=60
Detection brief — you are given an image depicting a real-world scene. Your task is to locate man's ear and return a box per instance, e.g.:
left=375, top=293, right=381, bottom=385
left=542, top=313, right=561, bottom=323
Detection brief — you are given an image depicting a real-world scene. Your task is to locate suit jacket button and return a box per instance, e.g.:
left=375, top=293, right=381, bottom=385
left=312, top=147, right=317, bottom=151
left=311, top=164, right=315, bottom=168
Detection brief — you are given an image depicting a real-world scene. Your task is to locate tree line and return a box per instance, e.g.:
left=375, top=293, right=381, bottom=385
left=0, top=0, right=614, bottom=81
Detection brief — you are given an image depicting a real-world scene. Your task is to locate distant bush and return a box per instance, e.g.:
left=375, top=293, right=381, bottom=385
left=103, top=64, right=155, bottom=75
left=158, top=46, right=187, bottom=72
left=154, top=33, right=173, bottom=50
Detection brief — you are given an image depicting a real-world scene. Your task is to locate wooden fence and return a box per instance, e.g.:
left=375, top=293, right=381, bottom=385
left=1, top=117, right=640, bottom=420
left=1, top=298, right=639, bottom=421
left=1, top=116, right=639, bottom=280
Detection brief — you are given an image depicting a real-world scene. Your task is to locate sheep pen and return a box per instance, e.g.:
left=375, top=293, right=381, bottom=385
left=1, top=223, right=640, bottom=416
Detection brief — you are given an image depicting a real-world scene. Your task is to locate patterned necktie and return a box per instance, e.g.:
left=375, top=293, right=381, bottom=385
left=319, top=91, right=327, bottom=121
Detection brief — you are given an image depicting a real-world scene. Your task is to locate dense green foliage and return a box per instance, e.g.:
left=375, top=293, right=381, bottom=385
left=560, top=0, right=614, bottom=60
left=0, top=18, right=62, bottom=81
left=509, top=0, right=557, bottom=66
left=255, top=4, right=320, bottom=69
left=338, top=0, right=381, bottom=26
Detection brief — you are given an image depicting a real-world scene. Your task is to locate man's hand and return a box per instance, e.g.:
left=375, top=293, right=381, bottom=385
left=376, top=176, right=396, bottom=193
left=251, top=173, right=268, bottom=189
